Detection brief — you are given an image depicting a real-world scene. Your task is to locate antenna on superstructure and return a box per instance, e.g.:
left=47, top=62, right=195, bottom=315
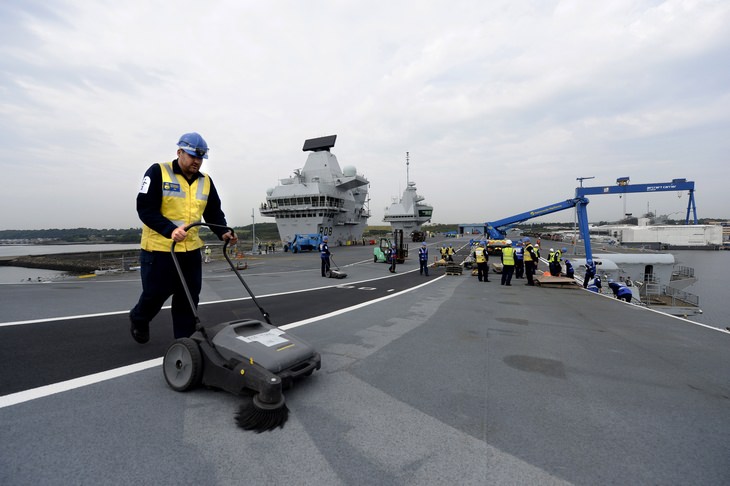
left=406, top=151, right=410, bottom=185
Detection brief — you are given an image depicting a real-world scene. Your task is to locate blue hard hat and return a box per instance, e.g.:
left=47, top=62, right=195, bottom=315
left=177, top=132, right=209, bottom=159
left=422, top=242, right=426, bottom=246
left=522, top=237, right=530, bottom=242
left=561, top=247, right=567, bottom=252
left=323, top=235, right=328, bottom=241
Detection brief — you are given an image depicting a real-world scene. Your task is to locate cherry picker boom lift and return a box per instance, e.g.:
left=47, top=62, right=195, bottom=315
left=484, top=178, right=697, bottom=267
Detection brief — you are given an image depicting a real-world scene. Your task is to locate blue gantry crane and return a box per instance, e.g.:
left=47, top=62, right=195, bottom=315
left=484, top=178, right=698, bottom=266
left=575, top=178, right=697, bottom=224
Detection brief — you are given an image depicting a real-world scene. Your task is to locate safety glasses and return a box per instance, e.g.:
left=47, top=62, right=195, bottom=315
left=181, top=143, right=209, bottom=158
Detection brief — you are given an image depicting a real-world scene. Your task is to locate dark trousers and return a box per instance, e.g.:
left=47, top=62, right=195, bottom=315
left=525, top=261, right=536, bottom=285
left=477, top=262, right=489, bottom=281
left=321, top=257, right=330, bottom=276
left=549, top=261, right=561, bottom=276
left=389, top=258, right=397, bottom=273
left=515, top=261, right=524, bottom=278
left=130, top=249, right=202, bottom=339
left=501, top=265, right=514, bottom=285
left=419, top=259, right=429, bottom=275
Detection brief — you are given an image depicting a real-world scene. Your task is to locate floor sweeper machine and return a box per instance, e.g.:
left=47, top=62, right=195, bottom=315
left=325, top=255, right=347, bottom=279
left=162, top=223, right=321, bottom=432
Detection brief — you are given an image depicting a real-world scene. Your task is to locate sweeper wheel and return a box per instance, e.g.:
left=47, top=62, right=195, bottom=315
left=163, top=338, right=203, bottom=392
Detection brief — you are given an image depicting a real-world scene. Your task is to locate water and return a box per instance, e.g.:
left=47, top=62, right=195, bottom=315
left=0, top=243, right=139, bottom=284
left=0, top=243, right=139, bottom=257
left=671, top=250, right=729, bottom=330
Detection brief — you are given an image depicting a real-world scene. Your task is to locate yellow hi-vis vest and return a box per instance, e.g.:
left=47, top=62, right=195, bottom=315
left=141, top=162, right=211, bottom=252
left=523, top=244, right=534, bottom=262
left=502, top=246, right=515, bottom=265
left=475, top=247, right=486, bottom=263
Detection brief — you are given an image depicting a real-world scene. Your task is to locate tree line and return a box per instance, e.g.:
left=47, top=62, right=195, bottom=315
left=0, top=224, right=410, bottom=244
left=0, top=224, right=281, bottom=244
left=2, top=217, right=717, bottom=245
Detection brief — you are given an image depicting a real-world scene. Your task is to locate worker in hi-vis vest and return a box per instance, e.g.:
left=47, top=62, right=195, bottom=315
left=472, top=242, right=490, bottom=282
left=319, top=235, right=331, bottom=277
left=514, top=244, right=524, bottom=279
left=522, top=237, right=538, bottom=286
left=418, top=242, right=429, bottom=276
left=500, top=242, right=515, bottom=286
left=129, top=132, right=237, bottom=343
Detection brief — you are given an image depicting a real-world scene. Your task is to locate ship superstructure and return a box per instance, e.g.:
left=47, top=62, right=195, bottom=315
left=260, top=135, right=370, bottom=245
left=383, top=152, right=433, bottom=234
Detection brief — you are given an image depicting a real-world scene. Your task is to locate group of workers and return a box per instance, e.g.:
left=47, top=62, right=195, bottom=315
left=472, top=237, right=540, bottom=286
left=582, top=261, right=634, bottom=301
left=439, top=244, right=456, bottom=262
left=464, top=238, right=633, bottom=303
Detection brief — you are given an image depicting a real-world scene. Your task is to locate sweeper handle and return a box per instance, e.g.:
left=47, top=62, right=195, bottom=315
left=329, top=254, right=340, bottom=271
left=170, top=222, right=272, bottom=326
left=222, top=237, right=273, bottom=326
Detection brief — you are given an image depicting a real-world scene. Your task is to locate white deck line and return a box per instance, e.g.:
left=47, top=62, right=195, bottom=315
left=0, top=274, right=445, bottom=409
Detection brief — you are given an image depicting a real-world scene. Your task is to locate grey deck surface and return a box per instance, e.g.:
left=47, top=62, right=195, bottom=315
left=1, top=240, right=728, bottom=485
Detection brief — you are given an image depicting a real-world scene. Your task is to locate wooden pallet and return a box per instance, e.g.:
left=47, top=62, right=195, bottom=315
left=533, top=274, right=577, bottom=288
left=445, top=264, right=463, bottom=275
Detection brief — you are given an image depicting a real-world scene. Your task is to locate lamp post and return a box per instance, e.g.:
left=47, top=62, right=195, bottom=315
left=251, top=208, right=257, bottom=254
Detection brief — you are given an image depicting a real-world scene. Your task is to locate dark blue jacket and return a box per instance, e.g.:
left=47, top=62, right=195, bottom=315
left=319, top=242, right=330, bottom=259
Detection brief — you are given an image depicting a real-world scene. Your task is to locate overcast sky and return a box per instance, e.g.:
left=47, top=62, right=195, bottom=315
left=2, top=0, right=729, bottom=231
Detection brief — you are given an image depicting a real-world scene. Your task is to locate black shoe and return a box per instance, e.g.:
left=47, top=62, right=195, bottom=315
left=130, top=316, right=149, bottom=344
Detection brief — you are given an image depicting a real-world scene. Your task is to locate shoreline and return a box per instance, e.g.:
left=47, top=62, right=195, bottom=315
left=0, top=249, right=141, bottom=274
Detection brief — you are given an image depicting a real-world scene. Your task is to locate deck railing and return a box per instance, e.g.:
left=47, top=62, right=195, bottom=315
left=663, top=285, right=700, bottom=307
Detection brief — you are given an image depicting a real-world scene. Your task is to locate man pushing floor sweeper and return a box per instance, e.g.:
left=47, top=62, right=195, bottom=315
left=129, top=134, right=319, bottom=431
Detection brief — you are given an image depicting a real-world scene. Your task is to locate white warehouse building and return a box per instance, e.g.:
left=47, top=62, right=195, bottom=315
left=595, top=224, right=723, bottom=249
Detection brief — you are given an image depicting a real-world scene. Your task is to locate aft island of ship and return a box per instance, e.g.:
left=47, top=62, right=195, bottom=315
left=383, top=152, right=434, bottom=242
left=260, top=135, right=370, bottom=248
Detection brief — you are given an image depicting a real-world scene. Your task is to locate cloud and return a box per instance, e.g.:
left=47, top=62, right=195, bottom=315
left=1, top=0, right=729, bottom=230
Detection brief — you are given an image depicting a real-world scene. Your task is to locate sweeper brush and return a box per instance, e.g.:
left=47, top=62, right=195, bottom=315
left=236, top=394, right=290, bottom=432
left=163, top=223, right=321, bottom=432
